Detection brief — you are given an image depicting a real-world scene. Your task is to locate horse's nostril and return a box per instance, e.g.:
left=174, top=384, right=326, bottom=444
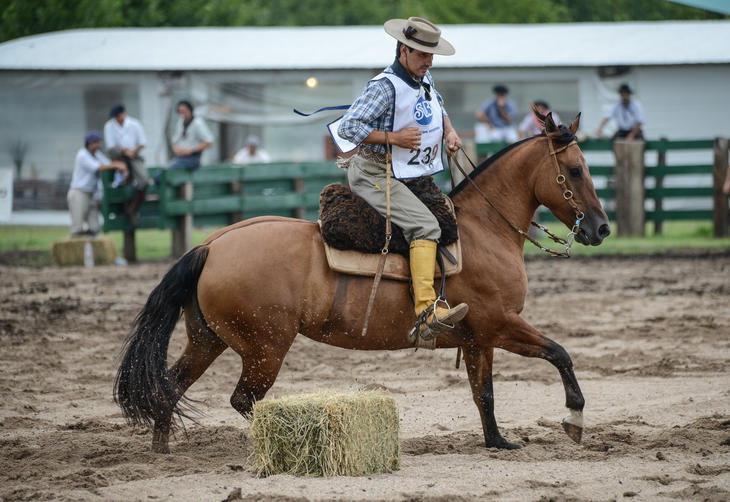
left=598, top=224, right=611, bottom=238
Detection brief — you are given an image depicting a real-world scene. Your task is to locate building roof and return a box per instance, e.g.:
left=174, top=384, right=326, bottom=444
left=1, top=21, right=729, bottom=71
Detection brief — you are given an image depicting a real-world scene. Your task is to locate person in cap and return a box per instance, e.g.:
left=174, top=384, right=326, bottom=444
left=337, top=16, right=468, bottom=338
left=169, top=100, right=214, bottom=170
left=233, top=134, right=271, bottom=165
left=103, top=104, right=151, bottom=226
left=67, top=132, right=127, bottom=236
left=475, top=84, right=518, bottom=143
left=594, top=83, right=645, bottom=140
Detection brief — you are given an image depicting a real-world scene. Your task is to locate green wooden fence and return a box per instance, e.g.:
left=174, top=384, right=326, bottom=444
left=101, top=161, right=456, bottom=235
left=102, top=138, right=726, bottom=259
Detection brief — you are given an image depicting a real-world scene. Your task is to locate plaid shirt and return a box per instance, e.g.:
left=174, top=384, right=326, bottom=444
left=338, top=58, right=447, bottom=155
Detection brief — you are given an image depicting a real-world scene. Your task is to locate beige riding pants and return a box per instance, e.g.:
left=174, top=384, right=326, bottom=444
left=67, top=188, right=100, bottom=235
left=347, top=154, right=441, bottom=242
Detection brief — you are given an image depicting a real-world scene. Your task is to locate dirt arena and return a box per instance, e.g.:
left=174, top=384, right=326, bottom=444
left=1, top=253, right=729, bottom=501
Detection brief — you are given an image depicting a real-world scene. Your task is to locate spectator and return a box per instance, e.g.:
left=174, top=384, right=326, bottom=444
left=233, top=135, right=271, bottom=165
left=104, top=104, right=151, bottom=226
left=594, top=83, right=645, bottom=140
left=67, top=132, right=127, bottom=237
left=518, top=100, right=561, bottom=138
left=475, top=84, right=518, bottom=143
left=169, top=100, right=214, bottom=170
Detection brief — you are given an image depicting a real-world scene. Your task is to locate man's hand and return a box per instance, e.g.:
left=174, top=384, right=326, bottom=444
left=393, top=127, right=421, bottom=150
left=173, top=145, right=191, bottom=156
left=113, top=161, right=128, bottom=177
left=445, top=129, right=462, bottom=155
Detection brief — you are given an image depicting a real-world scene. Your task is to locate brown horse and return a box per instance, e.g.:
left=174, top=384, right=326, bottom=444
left=115, top=113, right=610, bottom=453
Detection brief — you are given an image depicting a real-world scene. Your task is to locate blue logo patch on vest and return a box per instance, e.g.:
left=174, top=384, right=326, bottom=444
left=413, top=96, right=433, bottom=126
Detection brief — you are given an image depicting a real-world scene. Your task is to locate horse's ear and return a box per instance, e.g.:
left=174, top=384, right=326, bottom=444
left=531, top=103, right=547, bottom=127
left=544, top=112, right=558, bottom=133
left=569, top=112, right=581, bottom=135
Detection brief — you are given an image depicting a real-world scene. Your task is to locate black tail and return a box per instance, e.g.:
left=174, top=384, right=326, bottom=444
left=114, top=245, right=209, bottom=428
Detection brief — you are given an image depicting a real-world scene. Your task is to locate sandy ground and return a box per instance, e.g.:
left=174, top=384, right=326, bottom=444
left=1, top=254, right=729, bottom=501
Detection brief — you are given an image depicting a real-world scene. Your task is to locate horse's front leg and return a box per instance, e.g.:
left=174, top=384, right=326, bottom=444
left=463, top=345, right=521, bottom=449
left=496, top=315, right=585, bottom=443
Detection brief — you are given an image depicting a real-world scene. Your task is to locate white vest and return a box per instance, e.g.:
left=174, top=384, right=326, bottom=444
left=373, top=72, right=445, bottom=179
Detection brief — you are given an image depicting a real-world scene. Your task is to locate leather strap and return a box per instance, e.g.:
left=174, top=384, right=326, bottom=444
left=360, top=131, right=393, bottom=337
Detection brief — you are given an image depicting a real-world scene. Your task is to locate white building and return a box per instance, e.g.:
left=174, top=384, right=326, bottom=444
left=1, top=21, right=729, bottom=180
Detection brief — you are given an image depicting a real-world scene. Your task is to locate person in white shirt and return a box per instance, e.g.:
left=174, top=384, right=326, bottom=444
left=104, top=104, right=151, bottom=226
left=518, top=100, right=561, bottom=138
left=232, top=135, right=271, bottom=165
left=67, top=132, right=127, bottom=236
left=169, top=100, right=214, bottom=170
left=594, top=83, right=645, bottom=140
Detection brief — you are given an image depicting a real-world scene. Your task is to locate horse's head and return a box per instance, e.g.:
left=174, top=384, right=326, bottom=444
left=532, top=111, right=610, bottom=246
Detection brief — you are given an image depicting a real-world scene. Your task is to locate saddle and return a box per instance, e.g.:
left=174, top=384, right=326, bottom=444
left=318, top=178, right=462, bottom=282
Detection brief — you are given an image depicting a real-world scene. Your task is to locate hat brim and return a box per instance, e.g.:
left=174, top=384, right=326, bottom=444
left=384, top=19, right=455, bottom=56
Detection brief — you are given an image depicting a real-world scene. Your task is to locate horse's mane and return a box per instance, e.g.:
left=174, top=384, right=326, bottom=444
left=448, top=124, right=576, bottom=198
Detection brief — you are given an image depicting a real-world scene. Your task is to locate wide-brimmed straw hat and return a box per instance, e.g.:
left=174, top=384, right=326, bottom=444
left=384, top=17, right=455, bottom=56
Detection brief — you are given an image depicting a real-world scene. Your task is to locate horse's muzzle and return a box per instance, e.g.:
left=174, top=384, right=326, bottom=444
left=578, top=222, right=610, bottom=246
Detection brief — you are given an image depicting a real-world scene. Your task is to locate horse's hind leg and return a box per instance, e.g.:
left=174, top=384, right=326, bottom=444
left=152, top=306, right=227, bottom=453
left=223, top=319, right=298, bottom=418
left=463, top=346, right=521, bottom=449
left=496, top=315, right=585, bottom=444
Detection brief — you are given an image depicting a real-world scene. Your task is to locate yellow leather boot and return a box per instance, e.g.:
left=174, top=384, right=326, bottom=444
left=409, top=240, right=469, bottom=340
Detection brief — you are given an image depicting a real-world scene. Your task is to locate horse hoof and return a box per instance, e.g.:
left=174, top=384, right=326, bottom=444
left=151, top=442, right=170, bottom=454
left=562, top=409, right=584, bottom=444
left=486, top=436, right=522, bottom=450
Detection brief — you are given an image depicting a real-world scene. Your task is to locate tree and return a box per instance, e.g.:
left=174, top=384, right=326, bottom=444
left=0, top=0, right=725, bottom=43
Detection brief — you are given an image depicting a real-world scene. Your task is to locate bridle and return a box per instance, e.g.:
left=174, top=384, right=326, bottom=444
left=449, top=135, right=585, bottom=258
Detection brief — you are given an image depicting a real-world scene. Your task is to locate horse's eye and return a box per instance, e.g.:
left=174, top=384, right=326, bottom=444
left=569, top=167, right=581, bottom=178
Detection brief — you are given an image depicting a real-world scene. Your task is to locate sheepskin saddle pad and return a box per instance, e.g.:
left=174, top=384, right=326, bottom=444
left=318, top=178, right=461, bottom=282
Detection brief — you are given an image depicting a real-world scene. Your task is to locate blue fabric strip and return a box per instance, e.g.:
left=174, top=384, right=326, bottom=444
left=293, top=105, right=351, bottom=117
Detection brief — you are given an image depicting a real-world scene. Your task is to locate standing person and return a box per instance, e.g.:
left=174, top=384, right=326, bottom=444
left=594, top=83, right=645, bottom=140
left=67, top=132, right=127, bottom=236
left=169, top=100, right=214, bottom=170
left=337, top=16, right=468, bottom=338
left=104, top=104, right=151, bottom=225
left=518, top=100, right=561, bottom=138
left=475, top=84, right=518, bottom=143
left=232, top=135, right=271, bottom=165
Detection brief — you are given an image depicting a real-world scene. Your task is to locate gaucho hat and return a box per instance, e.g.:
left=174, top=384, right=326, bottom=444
left=384, top=17, right=455, bottom=56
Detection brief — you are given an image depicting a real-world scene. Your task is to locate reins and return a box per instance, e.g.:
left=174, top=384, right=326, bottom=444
left=449, top=136, right=584, bottom=258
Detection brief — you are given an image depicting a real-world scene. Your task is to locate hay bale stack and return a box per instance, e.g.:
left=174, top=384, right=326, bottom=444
left=250, top=391, right=399, bottom=477
left=52, top=237, right=117, bottom=266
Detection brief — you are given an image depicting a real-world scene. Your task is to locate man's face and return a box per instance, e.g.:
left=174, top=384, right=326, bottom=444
left=496, top=93, right=507, bottom=105
left=401, top=46, right=433, bottom=78
left=177, top=105, right=192, bottom=121
left=88, top=140, right=101, bottom=153
left=115, top=111, right=127, bottom=125
left=620, top=91, right=631, bottom=104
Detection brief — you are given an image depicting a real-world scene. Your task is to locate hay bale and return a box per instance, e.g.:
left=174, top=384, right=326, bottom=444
left=250, top=391, right=400, bottom=477
left=52, top=237, right=117, bottom=266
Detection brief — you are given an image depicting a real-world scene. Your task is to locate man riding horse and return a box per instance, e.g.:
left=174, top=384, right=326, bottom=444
left=338, top=16, right=468, bottom=337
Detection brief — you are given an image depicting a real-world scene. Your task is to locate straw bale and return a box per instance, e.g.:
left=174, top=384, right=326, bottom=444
left=52, top=237, right=117, bottom=266
left=249, top=391, right=399, bottom=477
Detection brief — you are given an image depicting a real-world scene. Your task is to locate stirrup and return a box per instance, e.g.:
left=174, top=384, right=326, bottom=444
left=407, top=298, right=455, bottom=350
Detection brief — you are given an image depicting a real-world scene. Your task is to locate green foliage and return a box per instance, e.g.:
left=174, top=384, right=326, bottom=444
left=1, top=0, right=726, bottom=43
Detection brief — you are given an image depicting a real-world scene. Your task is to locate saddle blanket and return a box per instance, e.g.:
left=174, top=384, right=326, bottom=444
left=318, top=178, right=461, bottom=281
left=319, top=177, right=459, bottom=257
